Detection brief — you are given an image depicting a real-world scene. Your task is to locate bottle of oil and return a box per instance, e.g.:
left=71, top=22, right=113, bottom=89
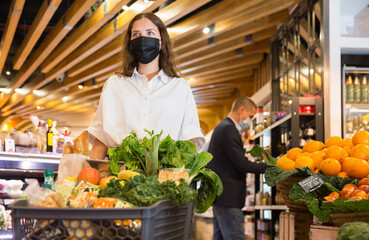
left=354, top=76, right=361, bottom=103
left=46, top=119, right=54, bottom=152
left=346, top=76, right=354, bottom=103
left=362, top=76, right=368, bottom=103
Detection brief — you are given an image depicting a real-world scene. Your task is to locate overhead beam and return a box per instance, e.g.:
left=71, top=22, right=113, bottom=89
left=13, top=0, right=62, bottom=69
left=173, top=0, right=296, bottom=51
left=40, top=0, right=130, bottom=73
left=176, top=26, right=276, bottom=61
left=0, top=0, right=96, bottom=109
left=169, top=0, right=264, bottom=39
left=0, top=0, right=25, bottom=74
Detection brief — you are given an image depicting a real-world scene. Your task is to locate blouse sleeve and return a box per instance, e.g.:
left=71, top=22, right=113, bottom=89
left=87, top=76, right=117, bottom=147
left=178, top=81, right=205, bottom=150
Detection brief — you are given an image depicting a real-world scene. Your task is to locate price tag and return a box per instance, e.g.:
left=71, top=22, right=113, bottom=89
left=298, top=175, right=324, bottom=192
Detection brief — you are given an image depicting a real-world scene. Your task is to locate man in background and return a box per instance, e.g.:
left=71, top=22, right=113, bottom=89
left=207, top=96, right=267, bottom=240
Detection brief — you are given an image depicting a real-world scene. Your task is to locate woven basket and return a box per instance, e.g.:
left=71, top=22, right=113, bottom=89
left=330, top=212, right=369, bottom=227
left=277, top=176, right=309, bottom=211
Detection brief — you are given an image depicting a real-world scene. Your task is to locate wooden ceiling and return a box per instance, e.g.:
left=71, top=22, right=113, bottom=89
left=0, top=0, right=300, bottom=135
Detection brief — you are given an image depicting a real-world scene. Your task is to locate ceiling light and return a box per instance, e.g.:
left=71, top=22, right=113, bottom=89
left=144, top=0, right=150, bottom=3
left=36, top=106, right=41, bottom=109
left=288, top=99, right=292, bottom=104
left=62, top=96, right=69, bottom=103
left=122, top=5, right=129, bottom=11
left=203, top=27, right=210, bottom=34
left=5, top=71, right=10, bottom=75
left=78, top=82, right=84, bottom=89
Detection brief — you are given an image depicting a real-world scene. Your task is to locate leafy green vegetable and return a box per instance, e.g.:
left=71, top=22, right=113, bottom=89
left=322, top=198, right=369, bottom=213
left=247, top=144, right=276, bottom=164
left=98, top=175, right=197, bottom=207
left=337, top=221, right=369, bottom=240
left=107, top=130, right=223, bottom=213
left=289, top=182, right=336, bottom=222
left=194, top=169, right=223, bottom=213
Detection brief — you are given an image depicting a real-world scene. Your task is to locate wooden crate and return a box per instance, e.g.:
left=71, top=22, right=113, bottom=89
left=309, top=225, right=339, bottom=240
left=279, top=211, right=313, bottom=240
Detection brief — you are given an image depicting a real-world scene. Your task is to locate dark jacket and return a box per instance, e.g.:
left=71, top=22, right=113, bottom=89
left=207, top=117, right=266, bottom=208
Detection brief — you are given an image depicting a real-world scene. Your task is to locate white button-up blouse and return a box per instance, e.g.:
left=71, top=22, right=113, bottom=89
left=87, top=69, right=205, bottom=149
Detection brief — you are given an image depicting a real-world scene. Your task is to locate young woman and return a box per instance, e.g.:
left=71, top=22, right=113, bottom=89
left=88, top=12, right=204, bottom=159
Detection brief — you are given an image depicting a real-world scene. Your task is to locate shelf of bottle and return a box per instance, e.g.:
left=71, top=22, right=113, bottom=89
left=344, top=103, right=369, bottom=109
left=254, top=114, right=291, bottom=139
left=242, top=205, right=288, bottom=211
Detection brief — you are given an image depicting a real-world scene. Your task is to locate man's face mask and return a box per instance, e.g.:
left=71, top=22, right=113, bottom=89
left=129, top=36, right=160, bottom=64
left=239, top=117, right=251, bottom=129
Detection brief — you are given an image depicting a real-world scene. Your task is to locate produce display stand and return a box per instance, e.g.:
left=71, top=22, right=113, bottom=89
left=11, top=199, right=194, bottom=240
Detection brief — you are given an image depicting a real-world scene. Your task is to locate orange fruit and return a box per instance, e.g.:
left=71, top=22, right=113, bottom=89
left=313, top=169, right=320, bottom=174
left=325, top=146, right=348, bottom=163
left=340, top=138, right=353, bottom=148
left=310, top=151, right=325, bottom=169
left=342, top=157, right=357, bottom=173
left=276, top=157, right=295, bottom=171
left=297, top=152, right=311, bottom=158
left=320, top=158, right=341, bottom=176
left=349, top=189, right=368, bottom=199
left=352, top=130, right=369, bottom=146
left=343, top=183, right=358, bottom=190
left=287, top=148, right=303, bottom=161
left=337, top=172, right=350, bottom=178
left=350, top=144, right=369, bottom=160
left=320, top=148, right=328, bottom=155
left=325, top=136, right=343, bottom=148
left=303, top=140, right=325, bottom=153
left=295, top=156, right=315, bottom=171
left=346, top=158, right=369, bottom=179
left=343, top=146, right=353, bottom=156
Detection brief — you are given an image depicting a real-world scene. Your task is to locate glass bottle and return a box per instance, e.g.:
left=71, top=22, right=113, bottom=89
left=346, top=76, right=354, bottom=103
left=362, top=76, right=368, bottom=103
left=354, top=76, right=361, bottom=103
left=46, top=119, right=54, bottom=152
left=43, top=169, right=55, bottom=191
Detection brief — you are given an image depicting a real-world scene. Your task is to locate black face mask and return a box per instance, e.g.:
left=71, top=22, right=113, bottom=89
left=129, top=36, right=160, bottom=64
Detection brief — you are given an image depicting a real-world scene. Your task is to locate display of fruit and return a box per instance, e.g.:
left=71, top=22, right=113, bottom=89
left=324, top=179, right=369, bottom=201
left=98, top=176, right=118, bottom=189
left=275, top=130, right=369, bottom=178
left=77, top=167, right=101, bottom=185
left=117, top=170, right=140, bottom=181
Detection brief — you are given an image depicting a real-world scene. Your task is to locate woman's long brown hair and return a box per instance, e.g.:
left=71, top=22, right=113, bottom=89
left=119, top=12, right=180, bottom=78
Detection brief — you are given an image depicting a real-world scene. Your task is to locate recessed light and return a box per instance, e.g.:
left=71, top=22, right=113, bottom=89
left=5, top=71, right=10, bottom=75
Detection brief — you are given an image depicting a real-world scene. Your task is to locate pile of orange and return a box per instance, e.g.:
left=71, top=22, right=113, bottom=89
left=324, top=178, right=369, bottom=201
left=276, top=130, right=369, bottom=179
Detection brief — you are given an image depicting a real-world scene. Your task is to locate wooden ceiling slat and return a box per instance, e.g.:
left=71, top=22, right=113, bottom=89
left=190, top=71, right=254, bottom=88
left=169, top=0, right=264, bottom=39
left=180, top=39, right=269, bottom=73
left=0, top=0, right=25, bottom=74
left=12, top=0, right=63, bottom=70
left=68, top=34, right=124, bottom=77
left=176, top=25, right=276, bottom=61
left=181, top=52, right=263, bottom=74
left=186, top=63, right=259, bottom=80
left=3, top=53, right=122, bottom=116
left=191, top=83, right=235, bottom=92
left=182, top=53, right=263, bottom=75
left=156, top=0, right=212, bottom=26
left=174, top=0, right=297, bottom=51
left=40, top=0, right=130, bottom=73
left=0, top=0, right=96, bottom=109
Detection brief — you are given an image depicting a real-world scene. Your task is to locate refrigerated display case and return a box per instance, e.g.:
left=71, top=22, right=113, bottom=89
left=342, top=65, right=369, bottom=138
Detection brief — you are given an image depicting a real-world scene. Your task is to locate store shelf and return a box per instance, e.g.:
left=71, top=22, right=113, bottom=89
left=254, top=205, right=288, bottom=210
left=344, top=103, right=369, bottom=109
left=242, top=206, right=255, bottom=211
left=254, top=114, right=291, bottom=139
